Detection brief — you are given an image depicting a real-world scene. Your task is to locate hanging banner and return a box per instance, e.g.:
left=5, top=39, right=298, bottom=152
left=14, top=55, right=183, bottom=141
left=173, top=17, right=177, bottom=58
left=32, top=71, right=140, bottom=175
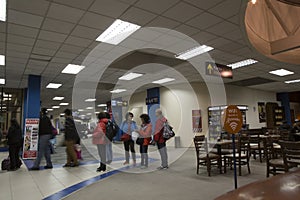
left=192, top=110, right=202, bottom=132
left=22, top=118, right=39, bottom=159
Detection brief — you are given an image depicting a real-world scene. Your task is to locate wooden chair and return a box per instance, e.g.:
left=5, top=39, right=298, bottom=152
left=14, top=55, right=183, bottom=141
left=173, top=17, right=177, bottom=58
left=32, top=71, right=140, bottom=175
left=279, top=140, right=300, bottom=172
left=248, top=129, right=264, bottom=163
left=224, top=134, right=251, bottom=176
left=194, top=136, right=221, bottom=176
left=262, top=137, right=285, bottom=177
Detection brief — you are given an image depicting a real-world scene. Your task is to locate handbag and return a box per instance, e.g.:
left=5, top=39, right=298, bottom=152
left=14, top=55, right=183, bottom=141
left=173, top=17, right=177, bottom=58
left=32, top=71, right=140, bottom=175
left=136, top=137, right=144, bottom=145
left=121, top=133, right=131, bottom=142
left=50, top=126, right=58, bottom=139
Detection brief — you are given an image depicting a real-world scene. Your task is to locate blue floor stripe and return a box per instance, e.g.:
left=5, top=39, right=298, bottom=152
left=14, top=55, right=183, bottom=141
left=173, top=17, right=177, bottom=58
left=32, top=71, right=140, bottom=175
left=42, top=169, right=122, bottom=200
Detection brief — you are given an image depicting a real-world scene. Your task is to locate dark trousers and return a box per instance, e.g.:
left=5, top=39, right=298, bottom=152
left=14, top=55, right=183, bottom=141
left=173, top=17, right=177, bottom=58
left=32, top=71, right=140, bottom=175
left=9, top=143, right=20, bottom=169
left=124, top=140, right=136, bottom=162
left=140, top=145, right=148, bottom=167
left=97, top=144, right=106, bottom=167
left=157, top=142, right=168, bottom=168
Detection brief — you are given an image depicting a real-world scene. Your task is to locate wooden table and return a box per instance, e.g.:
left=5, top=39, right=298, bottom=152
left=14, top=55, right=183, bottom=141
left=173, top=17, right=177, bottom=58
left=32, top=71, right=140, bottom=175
left=215, top=169, right=300, bottom=200
left=208, top=140, right=233, bottom=173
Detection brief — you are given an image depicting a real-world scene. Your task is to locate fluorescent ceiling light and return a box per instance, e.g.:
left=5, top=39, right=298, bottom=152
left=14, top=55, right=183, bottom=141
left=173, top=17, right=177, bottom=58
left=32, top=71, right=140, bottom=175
left=62, top=64, right=85, bottom=74
left=0, top=78, right=5, bottom=85
left=175, top=45, right=214, bottom=60
left=110, top=89, right=127, bottom=94
left=152, top=78, right=175, bottom=84
left=85, top=98, right=96, bottom=102
left=227, top=59, right=258, bottom=69
left=97, top=104, right=107, bottom=107
left=0, top=0, right=6, bottom=22
left=0, top=55, right=5, bottom=65
left=53, top=96, right=64, bottom=101
left=46, top=83, right=62, bottom=89
left=86, top=113, right=92, bottom=115
left=285, top=79, right=300, bottom=84
left=52, top=106, right=60, bottom=109
left=96, top=19, right=141, bottom=45
left=95, top=111, right=100, bottom=114
left=269, top=69, right=294, bottom=76
left=47, top=109, right=54, bottom=111
left=86, top=107, right=93, bottom=110
left=60, top=113, right=65, bottom=116
left=78, top=109, right=84, bottom=112
left=59, top=102, right=69, bottom=106
left=119, top=72, right=143, bottom=81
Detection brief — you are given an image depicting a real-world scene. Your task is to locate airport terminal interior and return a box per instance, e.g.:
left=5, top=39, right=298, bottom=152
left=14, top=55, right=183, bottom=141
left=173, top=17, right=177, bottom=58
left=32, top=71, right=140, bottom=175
left=0, top=0, right=300, bottom=199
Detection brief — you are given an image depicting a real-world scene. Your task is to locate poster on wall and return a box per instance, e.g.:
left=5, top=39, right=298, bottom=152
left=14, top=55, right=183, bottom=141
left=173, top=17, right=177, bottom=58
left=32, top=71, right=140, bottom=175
left=258, top=102, right=266, bottom=123
left=192, top=110, right=202, bottom=132
left=22, top=118, right=39, bottom=159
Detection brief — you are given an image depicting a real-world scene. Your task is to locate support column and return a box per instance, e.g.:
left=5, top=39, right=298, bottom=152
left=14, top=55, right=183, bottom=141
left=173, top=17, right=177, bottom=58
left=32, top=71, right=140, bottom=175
left=147, top=87, right=160, bottom=132
left=277, top=92, right=291, bottom=125
left=24, top=75, right=41, bottom=119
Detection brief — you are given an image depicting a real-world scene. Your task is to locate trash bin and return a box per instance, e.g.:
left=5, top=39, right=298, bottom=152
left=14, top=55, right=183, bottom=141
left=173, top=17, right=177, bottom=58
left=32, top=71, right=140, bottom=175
left=175, top=136, right=180, bottom=148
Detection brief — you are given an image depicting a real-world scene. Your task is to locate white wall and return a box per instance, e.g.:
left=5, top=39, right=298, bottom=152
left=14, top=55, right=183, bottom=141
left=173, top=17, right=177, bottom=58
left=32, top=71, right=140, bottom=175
left=127, top=83, right=277, bottom=147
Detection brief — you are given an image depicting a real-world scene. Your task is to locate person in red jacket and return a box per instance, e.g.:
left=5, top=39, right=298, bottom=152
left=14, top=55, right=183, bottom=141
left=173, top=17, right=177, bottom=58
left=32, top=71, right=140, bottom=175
left=154, top=108, right=169, bottom=170
left=138, top=114, right=152, bottom=169
left=93, top=112, right=108, bottom=172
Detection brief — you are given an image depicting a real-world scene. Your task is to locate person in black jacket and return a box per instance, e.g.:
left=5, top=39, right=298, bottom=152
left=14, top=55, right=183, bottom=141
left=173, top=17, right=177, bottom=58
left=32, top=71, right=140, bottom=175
left=30, top=108, right=53, bottom=170
left=7, top=118, right=22, bottom=171
left=63, top=109, right=79, bottom=167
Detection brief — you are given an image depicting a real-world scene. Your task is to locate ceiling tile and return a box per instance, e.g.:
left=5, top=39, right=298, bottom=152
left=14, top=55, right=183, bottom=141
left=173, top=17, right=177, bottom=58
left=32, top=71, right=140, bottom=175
left=35, top=40, right=61, bottom=50
left=146, top=16, right=180, bottom=29
left=55, top=51, right=77, bottom=60
left=0, top=33, right=5, bottom=42
left=0, top=22, right=6, bottom=33
left=38, top=30, right=68, bottom=43
left=6, top=51, right=30, bottom=59
left=7, top=43, right=33, bottom=53
left=27, top=59, right=49, bottom=68
left=8, top=10, right=44, bottom=28
left=7, top=23, right=39, bottom=38
left=89, top=0, right=130, bottom=18
left=59, top=44, right=85, bottom=54
left=183, top=0, right=223, bottom=10
left=163, top=1, right=203, bottom=23
left=191, top=31, right=217, bottom=44
left=227, top=14, right=240, bottom=25
left=52, top=0, right=94, bottom=10
left=9, top=0, right=50, bottom=16
left=79, top=12, right=114, bottom=30
left=186, top=12, right=223, bottom=30
left=71, top=25, right=101, bottom=40
left=6, top=57, right=28, bottom=65
left=208, top=0, right=241, bottom=19
left=47, top=3, right=85, bottom=23
left=7, top=34, right=35, bottom=46
left=51, top=57, right=72, bottom=64
left=42, top=18, right=76, bottom=34
left=32, top=47, right=57, bottom=56
left=206, top=21, right=239, bottom=36
left=135, top=0, right=179, bottom=14
left=121, top=7, right=157, bottom=26
left=174, top=24, right=200, bottom=37
left=64, top=36, right=92, bottom=48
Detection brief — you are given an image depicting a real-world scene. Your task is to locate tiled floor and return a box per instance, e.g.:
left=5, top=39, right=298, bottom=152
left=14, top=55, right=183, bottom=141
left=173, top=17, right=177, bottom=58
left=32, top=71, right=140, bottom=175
left=1, top=142, right=268, bottom=200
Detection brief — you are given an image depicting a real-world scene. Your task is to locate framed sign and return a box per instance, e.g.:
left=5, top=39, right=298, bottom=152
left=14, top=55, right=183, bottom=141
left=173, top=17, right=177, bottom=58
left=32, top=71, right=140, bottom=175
left=22, top=118, right=39, bottom=159
left=258, top=102, right=266, bottom=123
left=192, top=110, right=202, bottom=132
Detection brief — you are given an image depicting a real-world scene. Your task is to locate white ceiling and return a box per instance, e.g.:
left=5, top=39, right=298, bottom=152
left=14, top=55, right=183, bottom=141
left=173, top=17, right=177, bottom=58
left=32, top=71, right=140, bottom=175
left=0, top=0, right=299, bottom=116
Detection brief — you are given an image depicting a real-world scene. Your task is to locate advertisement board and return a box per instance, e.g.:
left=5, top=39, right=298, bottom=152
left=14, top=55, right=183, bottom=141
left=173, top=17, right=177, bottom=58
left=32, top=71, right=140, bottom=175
left=22, top=118, right=39, bottom=159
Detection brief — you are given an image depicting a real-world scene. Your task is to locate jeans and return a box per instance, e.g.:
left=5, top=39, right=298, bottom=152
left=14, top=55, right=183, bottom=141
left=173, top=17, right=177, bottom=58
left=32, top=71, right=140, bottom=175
left=9, top=143, right=21, bottom=169
left=140, top=145, right=148, bottom=167
left=106, top=142, right=113, bottom=162
left=157, top=142, right=168, bottom=167
left=124, top=140, right=136, bottom=162
left=65, top=140, right=78, bottom=165
left=34, top=134, right=52, bottom=168
left=97, top=144, right=106, bottom=166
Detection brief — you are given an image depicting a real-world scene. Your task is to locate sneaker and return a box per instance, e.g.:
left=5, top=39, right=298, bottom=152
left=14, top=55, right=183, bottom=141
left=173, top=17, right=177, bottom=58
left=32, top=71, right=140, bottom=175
left=157, top=166, right=168, bottom=170
left=29, top=167, right=40, bottom=171
left=63, top=164, right=71, bottom=168
left=44, top=166, right=53, bottom=169
left=123, top=161, right=129, bottom=165
left=140, top=165, right=148, bottom=169
left=71, top=163, right=79, bottom=167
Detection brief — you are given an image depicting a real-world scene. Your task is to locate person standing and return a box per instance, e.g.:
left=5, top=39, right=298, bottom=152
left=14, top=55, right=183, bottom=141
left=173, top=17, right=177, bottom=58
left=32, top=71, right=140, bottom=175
left=30, top=108, right=53, bottom=170
left=7, top=119, right=22, bottom=171
left=93, top=112, right=108, bottom=172
left=63, top=109, right=79, bottom=167
left=154, top=108, right=169, bottom=170
left=138, top=114, right=152, bottom=169
left=120, top=112, right=137, bottom=166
